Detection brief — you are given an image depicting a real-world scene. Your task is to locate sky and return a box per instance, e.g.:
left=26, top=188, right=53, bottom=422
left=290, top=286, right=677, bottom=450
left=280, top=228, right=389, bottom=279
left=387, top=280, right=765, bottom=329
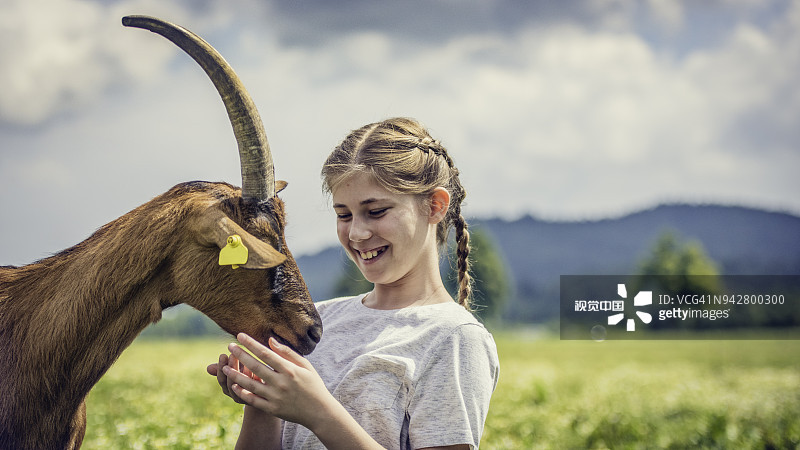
left=1, top=0, right=798, bottom=265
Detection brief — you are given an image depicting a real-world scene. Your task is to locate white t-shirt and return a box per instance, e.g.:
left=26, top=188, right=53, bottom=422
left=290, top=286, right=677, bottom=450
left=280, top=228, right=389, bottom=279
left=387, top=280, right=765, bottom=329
left=281, top=294, right=500, bottom=450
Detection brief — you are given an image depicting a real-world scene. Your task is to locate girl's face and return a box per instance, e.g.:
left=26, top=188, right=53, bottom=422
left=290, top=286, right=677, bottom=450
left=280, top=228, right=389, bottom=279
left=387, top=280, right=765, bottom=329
left=332, top=173, right=440, bottom=287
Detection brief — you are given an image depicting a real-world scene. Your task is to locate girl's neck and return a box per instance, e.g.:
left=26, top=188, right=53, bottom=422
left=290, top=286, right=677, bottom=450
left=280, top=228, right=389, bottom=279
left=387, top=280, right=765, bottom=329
left=364, top=278, right=452, bottom=310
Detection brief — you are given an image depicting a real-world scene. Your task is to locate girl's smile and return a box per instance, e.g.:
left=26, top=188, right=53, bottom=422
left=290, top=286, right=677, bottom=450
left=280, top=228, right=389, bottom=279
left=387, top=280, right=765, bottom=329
left=332, top=173, right=440, bottom=289
left=357, top=246, right=387, bottom=261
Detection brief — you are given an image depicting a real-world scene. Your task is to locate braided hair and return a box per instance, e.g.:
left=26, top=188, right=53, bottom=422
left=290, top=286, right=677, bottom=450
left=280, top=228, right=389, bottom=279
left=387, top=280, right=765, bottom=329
left=322, top=117, right=473, bottom=310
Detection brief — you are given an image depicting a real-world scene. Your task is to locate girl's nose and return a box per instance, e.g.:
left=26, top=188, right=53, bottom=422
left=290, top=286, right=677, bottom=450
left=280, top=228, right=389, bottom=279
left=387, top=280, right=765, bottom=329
left=349, top=217, right=372, bottom=242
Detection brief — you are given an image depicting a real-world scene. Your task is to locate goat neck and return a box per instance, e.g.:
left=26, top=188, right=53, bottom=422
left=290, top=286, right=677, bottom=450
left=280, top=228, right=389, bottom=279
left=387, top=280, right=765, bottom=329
left=0, top=184, right=224, bottom=448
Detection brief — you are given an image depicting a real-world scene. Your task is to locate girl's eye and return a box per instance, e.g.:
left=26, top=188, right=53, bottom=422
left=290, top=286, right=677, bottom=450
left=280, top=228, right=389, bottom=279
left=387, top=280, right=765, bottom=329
left=336, top=212, right=352, bottom=221
left=369, top=208, right=389, bottom=217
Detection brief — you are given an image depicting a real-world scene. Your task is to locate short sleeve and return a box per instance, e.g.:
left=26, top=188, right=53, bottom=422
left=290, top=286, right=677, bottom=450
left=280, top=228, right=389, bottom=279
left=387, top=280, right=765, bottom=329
left=407, top=324, right=500, bottom=449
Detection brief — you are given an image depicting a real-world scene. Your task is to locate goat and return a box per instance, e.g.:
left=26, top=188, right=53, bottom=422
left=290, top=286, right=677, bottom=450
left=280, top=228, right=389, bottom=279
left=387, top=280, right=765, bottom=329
left=0, top=15, right=322, bottom=449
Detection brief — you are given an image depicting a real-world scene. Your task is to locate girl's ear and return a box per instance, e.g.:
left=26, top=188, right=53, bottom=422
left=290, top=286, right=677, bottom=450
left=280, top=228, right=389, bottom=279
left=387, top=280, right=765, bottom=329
left=428, top=187, right=451, bottom=224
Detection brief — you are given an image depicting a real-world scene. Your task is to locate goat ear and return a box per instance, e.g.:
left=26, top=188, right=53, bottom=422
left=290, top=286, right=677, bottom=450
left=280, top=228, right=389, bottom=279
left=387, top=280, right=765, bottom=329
left=195, top=209, right=286, bottom=269
left=276, top=180, right=288, bottom=193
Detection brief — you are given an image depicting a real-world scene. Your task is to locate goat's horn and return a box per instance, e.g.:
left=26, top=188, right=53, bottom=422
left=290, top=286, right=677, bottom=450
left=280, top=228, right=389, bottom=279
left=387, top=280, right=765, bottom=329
left=122, top=15, right=275, bottom=200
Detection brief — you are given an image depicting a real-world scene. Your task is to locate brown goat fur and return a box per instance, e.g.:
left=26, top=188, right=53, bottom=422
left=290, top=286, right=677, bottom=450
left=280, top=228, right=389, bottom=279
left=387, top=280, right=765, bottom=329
left=0, top=180, right=322, bottom=449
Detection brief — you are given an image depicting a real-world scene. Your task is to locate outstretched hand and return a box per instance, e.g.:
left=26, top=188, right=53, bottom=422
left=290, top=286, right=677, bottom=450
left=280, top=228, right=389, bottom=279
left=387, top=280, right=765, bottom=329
left=206, top=351, right=259, bottom=405
left=208, top=334, right=389, bottom=449
left=208, top=333, right=335, bottom=430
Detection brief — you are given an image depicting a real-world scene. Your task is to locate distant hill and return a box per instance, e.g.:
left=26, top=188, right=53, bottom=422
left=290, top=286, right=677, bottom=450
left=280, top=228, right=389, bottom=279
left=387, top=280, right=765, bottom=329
left=296, top=204, right=800, bottom=323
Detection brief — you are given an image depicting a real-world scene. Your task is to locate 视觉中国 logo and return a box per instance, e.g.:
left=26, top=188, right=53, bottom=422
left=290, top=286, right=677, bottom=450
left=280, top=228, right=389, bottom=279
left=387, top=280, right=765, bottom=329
left=608, top=283, right=652, bottom=331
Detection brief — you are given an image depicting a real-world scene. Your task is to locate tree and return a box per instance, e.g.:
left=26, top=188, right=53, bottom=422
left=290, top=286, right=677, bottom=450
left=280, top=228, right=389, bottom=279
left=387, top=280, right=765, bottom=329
left=634, top=230, right=723, bottom=297
left=444, top=228, right=511, bottom=322
left=332, top=257, right=373, bottom=298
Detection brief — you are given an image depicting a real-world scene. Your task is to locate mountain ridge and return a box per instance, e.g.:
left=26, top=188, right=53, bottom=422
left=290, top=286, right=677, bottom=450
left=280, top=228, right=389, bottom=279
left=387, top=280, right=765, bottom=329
left=296, top=203, right=800, bottom=323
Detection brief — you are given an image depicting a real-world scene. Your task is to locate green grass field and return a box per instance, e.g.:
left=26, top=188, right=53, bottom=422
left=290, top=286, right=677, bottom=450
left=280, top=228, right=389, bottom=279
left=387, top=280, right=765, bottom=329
left=83, top=333, right=800, bottom=449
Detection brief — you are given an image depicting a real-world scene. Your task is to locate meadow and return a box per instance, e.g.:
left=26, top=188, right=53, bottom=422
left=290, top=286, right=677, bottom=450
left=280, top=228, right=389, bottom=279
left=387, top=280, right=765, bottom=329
left=83, top=333, right=800, bottom=449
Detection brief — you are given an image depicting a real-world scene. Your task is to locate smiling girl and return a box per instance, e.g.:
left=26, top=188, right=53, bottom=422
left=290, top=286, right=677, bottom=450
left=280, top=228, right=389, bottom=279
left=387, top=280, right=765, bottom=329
left=208, top=117, right=499, bottom=449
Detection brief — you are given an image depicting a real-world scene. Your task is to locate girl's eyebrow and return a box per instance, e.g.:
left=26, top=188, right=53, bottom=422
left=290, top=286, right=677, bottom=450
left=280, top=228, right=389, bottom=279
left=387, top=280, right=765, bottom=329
left=360, top=198, right=381, bottom=205
left=333, top=198, right=387, bottom=209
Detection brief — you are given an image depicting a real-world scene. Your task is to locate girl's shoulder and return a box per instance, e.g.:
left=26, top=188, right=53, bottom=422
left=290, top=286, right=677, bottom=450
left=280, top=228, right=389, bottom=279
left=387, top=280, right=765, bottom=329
left=313, top=294, right=494, bottom=349
left=314, top=293, right=367, bottom=315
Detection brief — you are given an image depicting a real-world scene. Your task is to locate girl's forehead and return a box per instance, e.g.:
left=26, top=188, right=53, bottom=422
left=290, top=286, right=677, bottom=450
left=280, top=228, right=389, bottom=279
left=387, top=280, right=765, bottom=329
left=333, top=172, right=380, bottom=194
left=332, top=173, right=405, bottom=207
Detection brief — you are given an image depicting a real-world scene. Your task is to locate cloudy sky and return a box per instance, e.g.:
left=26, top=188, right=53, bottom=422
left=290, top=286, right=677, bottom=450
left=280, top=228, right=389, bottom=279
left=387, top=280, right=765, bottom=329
left=1, top=0, right=798, bottom=265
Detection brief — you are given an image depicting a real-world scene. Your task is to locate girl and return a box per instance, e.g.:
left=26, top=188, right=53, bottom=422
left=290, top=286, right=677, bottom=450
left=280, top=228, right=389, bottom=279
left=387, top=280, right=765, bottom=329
left=207, top=117, right=499, bottom=449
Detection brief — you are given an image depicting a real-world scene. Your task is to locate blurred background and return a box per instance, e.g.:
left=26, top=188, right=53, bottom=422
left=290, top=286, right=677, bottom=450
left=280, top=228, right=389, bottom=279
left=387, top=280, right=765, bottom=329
left=1, top=1, right=798, bottom=447
left=2, top=0, right=798, bottom=261
left=3, top=0, right=797, bottom=326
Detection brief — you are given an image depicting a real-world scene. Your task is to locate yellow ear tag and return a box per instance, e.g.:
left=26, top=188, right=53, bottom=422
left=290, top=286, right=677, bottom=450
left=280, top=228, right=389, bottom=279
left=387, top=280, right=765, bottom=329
left=219, top=235, right=248, bottom=269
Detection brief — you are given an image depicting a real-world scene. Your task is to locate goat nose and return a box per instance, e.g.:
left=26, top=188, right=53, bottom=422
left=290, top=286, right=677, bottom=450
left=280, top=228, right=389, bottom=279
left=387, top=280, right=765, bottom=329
left=308, top=325, right=322, bottom=344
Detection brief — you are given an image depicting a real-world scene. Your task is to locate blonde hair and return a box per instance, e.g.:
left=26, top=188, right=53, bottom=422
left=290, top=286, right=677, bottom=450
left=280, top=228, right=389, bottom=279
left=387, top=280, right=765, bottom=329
left=322, top=117, right=473, bottom=309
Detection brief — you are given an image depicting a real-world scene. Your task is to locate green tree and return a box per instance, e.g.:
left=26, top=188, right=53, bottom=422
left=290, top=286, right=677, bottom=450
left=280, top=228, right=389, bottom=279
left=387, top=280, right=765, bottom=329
left=332, top=257, right=373, bottom=298
left=634, top=230, right=723, bottom=297
left=444, top=228, right=511, bottom=322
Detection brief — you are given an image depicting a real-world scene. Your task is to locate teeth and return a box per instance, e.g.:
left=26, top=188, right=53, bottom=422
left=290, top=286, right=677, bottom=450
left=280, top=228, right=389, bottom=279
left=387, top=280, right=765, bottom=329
left=359, top=249, right=381, bottom=260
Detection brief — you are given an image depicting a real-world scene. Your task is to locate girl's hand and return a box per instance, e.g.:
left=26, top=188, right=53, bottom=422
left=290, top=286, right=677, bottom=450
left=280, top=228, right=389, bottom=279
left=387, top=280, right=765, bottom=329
left=222, top=333, right=335, bottom=429
left=208, top=352, right=283, bottom=449
left=223, top=334, right=386, bottom=449
left=206, top=352, right=261, bottom=404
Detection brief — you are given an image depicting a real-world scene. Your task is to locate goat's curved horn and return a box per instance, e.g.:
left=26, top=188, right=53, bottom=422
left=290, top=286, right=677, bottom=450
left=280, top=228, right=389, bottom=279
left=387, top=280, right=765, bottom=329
left=122, top=15, right=275, bottom=200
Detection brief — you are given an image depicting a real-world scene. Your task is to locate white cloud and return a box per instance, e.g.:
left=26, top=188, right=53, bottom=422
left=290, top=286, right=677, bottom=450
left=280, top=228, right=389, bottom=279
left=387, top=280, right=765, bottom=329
left=0, top=0, right=797, bottom=264
left=647, top=0, right=685, bottom=33
left=0, top=0, right=240, bottom=126
left=229, top=8, right=798, bottom=233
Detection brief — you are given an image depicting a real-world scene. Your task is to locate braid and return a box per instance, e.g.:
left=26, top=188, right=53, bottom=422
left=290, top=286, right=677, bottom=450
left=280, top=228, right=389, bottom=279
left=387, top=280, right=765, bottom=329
left=416, top=137, right=453, bottom=166
left=454, top=211, right=473, bottom=310
left=417, top=133, right=472, bottom=310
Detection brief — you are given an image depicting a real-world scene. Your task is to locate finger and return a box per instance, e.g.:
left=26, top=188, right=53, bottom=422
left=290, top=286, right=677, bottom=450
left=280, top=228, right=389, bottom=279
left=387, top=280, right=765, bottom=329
left=215, top=353, right=250, bottom=404
left=206, top=363, right=219, bottom=376
left=228, top=338, right=282, bottom=382
left=227, top=342, right=276, bottom=384
left=212, top=357, right=235, bottom=401
left=240, top=363, right=263, bottom=383
left=268, top=337, right=310, bottom=369
left=223, top=364, right=269, bottom=400
left=235, top=333, right=286, bottom=374
left=230, top=383, right=272, bottom=413
left=216, top=354, right=230, bottom=394
left=226, top=353, right=242, bottom=397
